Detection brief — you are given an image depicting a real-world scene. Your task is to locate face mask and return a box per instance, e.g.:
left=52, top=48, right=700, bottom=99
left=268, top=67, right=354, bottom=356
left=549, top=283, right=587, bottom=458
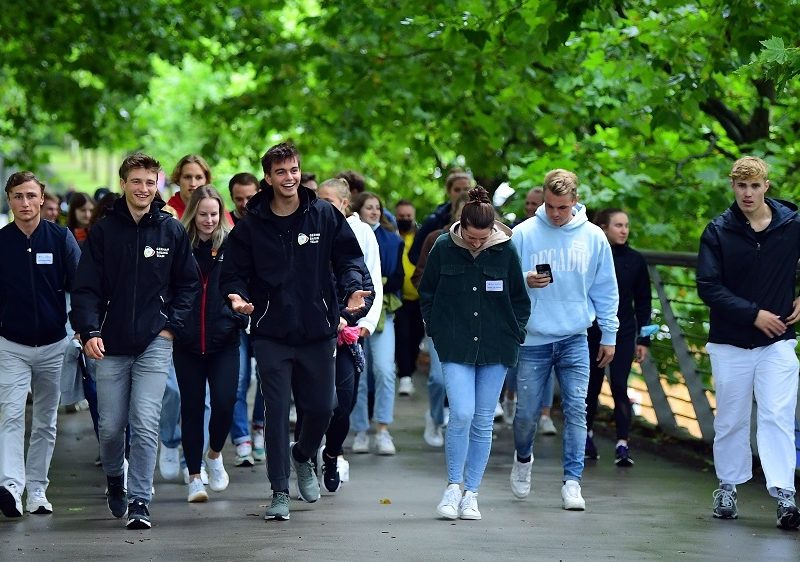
left=397, top=219, right=414, bottom=232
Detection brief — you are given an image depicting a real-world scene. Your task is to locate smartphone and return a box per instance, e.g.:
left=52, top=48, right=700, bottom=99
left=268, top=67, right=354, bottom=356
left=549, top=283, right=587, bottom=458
left=535, top=263, right=553, bottom=283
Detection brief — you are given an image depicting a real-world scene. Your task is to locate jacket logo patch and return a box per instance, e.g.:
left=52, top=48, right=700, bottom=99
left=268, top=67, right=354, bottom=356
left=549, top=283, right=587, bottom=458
left=143, top=246, right=155, bottom=258
left=297, top=233, right=309, bottom=245
left=156, top=247, right=170, bottom=258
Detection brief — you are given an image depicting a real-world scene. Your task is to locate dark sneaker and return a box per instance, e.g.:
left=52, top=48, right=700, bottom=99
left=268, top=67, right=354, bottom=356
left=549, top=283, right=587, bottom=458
left=712, top=484, right=738, bottom=519
left=0, top=485, right=23, bottom=518
left=291, top=446, right=320, bottom=503
left=585, top=435, right=599, bottom=460
left=614, top=445, right=634, bottom=467
left=776, top=489, right=800, bottom=530
left=126, top=499, right=151, bottom=529
left=264, top=492, right=290, bottom=521
left=322, top=455, right=341, bottom=493
left=106, top=475, right=128, bottom=518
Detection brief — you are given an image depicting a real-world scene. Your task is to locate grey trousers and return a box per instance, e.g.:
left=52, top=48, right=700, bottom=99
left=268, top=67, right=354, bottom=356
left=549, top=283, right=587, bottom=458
left=0, top=336, right=68, bottom=495
left=95, top=336, right=172, bottom=503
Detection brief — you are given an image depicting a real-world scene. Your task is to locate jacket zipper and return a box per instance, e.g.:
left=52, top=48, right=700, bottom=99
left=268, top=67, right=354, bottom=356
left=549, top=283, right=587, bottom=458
left=100, top=300, right=111, bottom=331
left=322, top=297, right=331, bottom=327
left=132, top=226, right=140, bottom=338
left=255, top=300, right=270, bottom=328
left=28, top=237, right=40, bottom=342
left=200, top=272, right=208, bottom=354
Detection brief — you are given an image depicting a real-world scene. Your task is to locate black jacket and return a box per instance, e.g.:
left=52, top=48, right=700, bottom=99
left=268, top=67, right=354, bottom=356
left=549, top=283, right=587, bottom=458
left=70, top=198, right=199, bottom=355
left=697, top=198, right=800, bottom=348
left=174, top=239, right=248, bottom=354
left=220, top=186, right=367, bottom=345
left=612, top=244, right=652, bottom=344
left=0, top=220, right=81, bottom=346
left=408, top=200, right=451, bottom=265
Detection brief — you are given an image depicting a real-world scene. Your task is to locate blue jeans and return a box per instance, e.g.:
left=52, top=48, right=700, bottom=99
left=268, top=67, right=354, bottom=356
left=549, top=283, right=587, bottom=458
left=442, top=362, right=507, bottom=492
left=513, top=335, right=589, bottom=482
left=506, top=364, right=554, bottom=410
left=351, top=315, right=396, bottom=431
left=96, top=336, right=173, bottom=503
left=426, top=337, right=446, bottom=426
left=231, top=330, right=265, bottom=444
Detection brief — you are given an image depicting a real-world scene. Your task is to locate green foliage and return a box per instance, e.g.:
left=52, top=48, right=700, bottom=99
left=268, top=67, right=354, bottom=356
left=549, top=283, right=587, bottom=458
left=3, top=1, right=800, bottom=250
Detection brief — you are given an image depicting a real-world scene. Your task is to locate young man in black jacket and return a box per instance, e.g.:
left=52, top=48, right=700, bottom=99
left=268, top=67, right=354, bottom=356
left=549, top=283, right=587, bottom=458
left=697, top=156, right=800, bottom=530
left=221, top=142, right=370, bottom=521
left=0, top=172, right=80, bottom=519
left=71, top=153, right=198, bottom=530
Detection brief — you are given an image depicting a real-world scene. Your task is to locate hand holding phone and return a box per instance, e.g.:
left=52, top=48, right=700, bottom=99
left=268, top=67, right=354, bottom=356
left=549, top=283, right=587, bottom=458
left=535, top=263, right=554, bottom=284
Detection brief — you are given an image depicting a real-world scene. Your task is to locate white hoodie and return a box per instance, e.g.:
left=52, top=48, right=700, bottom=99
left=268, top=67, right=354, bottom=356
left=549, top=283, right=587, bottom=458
left=347, top=214, right=382, bottom=334
left=511, top=202, right=619, bottom=346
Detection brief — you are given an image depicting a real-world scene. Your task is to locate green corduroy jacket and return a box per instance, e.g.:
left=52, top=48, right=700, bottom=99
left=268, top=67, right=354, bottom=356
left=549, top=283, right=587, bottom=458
left=418, top=232, right=531, bottom=368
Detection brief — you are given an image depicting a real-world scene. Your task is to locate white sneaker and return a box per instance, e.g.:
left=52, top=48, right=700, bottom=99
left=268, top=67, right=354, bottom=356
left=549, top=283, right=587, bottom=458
left=436, top=484, right=461, bottom=520
left=252, top=427, right=266, bottom=462
left=337, top=456, right=350, bottom=483
left=235, top=441, right=255, bottom=467
left=502, top=398, right=517, bottom=425
left=424, top=410, right=444, bottom=447
left=510, top=455, right=533, bottom=499
left=398, top=376, right=415, bottom=396
left=159, top=445, right=181, bottom=481
left=494, top=402, right=504, bottom=421
left=459, top=490, right=481, bottom=520
left=205, top=454, right=229, bottom=492
left=539, top=414, right=558, bottom=435
left=186, top=478, right=208, bottom=502
left=561, top=480, right=586, bottom=511
left=26, top=486, right=53, bottom=514
left=375, top=430, right=396, bottom=455
left=288, top=405, right=297, bottom=425
left=183, top=464, right=209, bottom=485
left=352, top=431, right=370, bottom=454
left=0, top=483, right=23, bottom=518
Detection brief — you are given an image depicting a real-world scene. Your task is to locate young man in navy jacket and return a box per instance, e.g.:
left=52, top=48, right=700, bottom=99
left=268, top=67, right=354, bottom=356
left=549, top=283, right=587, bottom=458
left=222, top=142, right=370, bottom=521
left=0, top=172, right=80, bottom=519
left=698, top=156, right=800, bottom=530
left=71, top=153, right=198, bottom=530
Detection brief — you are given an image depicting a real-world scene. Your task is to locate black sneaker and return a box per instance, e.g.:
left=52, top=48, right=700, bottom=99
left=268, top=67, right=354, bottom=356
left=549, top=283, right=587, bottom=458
left=584, top=435, right=599, bottom=460
left=0, top=485, right=23, bottom=518
left=106, top=475, right=127, bottom=518
left=126, top=499, right=151, bottom=529
left=776, top=489, right=800, bottom=530
left=712, top=484, right=738, bottom=519
left=614, top=445, right=634, bottom=467
left=322, top=455, right=341, bottom=493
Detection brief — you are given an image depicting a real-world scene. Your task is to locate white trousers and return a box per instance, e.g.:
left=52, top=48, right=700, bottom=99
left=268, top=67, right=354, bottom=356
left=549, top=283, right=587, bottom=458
left=0, top=336, right=68, bottom=495
left=707, top=339, right=799, bottom=496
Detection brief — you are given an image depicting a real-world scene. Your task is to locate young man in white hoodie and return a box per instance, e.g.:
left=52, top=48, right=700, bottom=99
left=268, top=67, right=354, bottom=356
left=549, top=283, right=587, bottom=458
left=509, top=169, right=619, bottom=510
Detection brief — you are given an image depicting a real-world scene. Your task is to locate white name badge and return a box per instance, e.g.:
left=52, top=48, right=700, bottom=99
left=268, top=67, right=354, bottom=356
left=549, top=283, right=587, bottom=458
left=36, top=253, right=54, bottom=265
left=486, top=280, right=503, bottom=292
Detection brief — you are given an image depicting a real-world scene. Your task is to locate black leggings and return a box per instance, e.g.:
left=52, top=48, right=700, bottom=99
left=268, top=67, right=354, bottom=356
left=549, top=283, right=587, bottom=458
left=174, top=345, right=239, bottom=474
left=586, top=325, right=636, bottom=440
left=295, top=344, right=357, bottom=457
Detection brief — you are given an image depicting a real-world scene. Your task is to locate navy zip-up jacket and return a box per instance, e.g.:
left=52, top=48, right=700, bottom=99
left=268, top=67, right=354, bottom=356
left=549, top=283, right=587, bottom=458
left=220, top=186, right=366, bottom=345
left=0, top=219, right=80, bottom=346
left=697, top=198, right=800, bottom=349
left=70, top=197, right=199, bottom=355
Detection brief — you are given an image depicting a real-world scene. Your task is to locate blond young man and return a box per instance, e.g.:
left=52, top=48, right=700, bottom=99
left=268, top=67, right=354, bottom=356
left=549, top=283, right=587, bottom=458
left=697, top=156, right=800, bottom=529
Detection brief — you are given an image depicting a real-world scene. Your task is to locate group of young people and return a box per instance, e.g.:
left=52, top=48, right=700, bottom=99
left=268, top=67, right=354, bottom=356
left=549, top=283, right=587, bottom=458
left=0, top=150, right=797, bottom=532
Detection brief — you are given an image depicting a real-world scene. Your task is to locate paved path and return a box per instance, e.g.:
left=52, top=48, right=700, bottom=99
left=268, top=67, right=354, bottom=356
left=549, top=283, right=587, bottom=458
left=1, top=387, right=798, bottom=561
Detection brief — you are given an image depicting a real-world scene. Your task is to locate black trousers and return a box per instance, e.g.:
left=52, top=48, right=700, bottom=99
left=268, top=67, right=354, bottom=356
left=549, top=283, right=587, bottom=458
left=253, top=337, right=336, bottom=492
left=295, top=344, right=357, bottom=457
left=394, top=299, right=425, bottom=379
left=586, top=325, right=636, bottom=440
left=173, top=345, right=239, bottom=474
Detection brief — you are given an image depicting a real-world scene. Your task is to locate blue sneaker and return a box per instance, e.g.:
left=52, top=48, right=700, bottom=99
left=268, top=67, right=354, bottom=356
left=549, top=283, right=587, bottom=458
left=584, top=435, right=599, bottom=460
left=614, top=445, right=634, bottom=467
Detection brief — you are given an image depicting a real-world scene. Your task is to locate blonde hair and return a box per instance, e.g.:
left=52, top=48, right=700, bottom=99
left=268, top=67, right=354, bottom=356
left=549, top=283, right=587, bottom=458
left=445, top=168, right=473, bottom=192
left=181, top=185, right=230, bottom=250
left=543, top=169, right=578, bottom=199
left=171, top=154, right=212, bottom=186
left=318, top=178, right=352, bottom=216
left=730, top=156, right=768, bottom=181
